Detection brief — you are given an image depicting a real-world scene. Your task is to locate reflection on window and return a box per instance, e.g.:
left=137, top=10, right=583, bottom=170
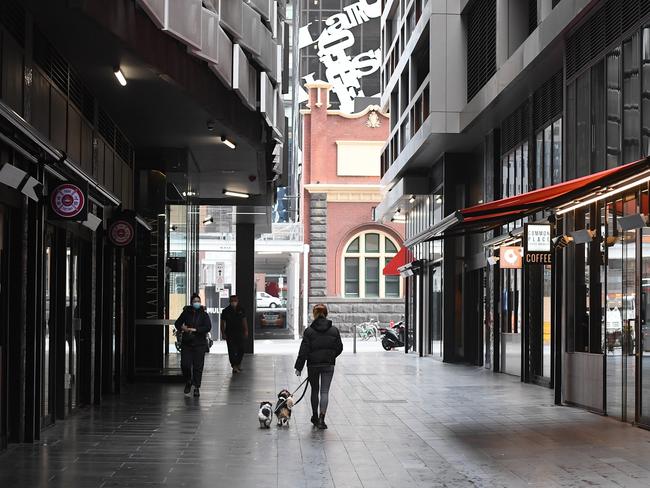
left=535, top=118, right=562, bottom=188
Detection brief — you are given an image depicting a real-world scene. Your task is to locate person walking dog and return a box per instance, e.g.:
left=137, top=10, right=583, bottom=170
left=294, top=304, right=343, bottom=429
left=175, top=293, right=212, bottom=397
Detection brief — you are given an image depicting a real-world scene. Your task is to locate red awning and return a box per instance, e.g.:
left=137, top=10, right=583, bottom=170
left=405, top=157, right=650, bottom=246
left=383, top=247, right=412, bottom=275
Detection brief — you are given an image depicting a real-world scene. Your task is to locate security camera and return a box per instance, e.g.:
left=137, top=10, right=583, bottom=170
left=206, top=119, right=216, bottom=131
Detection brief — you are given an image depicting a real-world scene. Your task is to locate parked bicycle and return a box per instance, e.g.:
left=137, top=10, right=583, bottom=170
left=356, top=318, right=379, bottom=341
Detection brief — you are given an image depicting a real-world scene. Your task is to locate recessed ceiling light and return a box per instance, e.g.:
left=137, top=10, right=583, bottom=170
left=409, top=195, right=416, bottom=203
left=223, top=189, right=249, bottom=198
left=114, top=67, right=127, bottom=86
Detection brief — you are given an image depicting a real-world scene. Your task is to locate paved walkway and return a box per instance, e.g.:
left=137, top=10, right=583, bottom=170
left=4, top=348, right=650, bottom=487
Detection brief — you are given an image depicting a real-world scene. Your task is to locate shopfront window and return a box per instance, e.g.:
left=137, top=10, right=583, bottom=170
left=342, top=231, right=401, bottom=298
left=607, top=48, right=622, bottom=167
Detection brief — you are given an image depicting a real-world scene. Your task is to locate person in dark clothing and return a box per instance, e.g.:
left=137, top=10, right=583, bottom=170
left=220, top=295, right=249, bottom=373
left=175, top=293, right=212, bottom=397
left=294, top=303, right=343, bottom=429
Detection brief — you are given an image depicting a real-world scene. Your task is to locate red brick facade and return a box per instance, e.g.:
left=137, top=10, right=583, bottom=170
left=301, top=82, right=404, bottom=329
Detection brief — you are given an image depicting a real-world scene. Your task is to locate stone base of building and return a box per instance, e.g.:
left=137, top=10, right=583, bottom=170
left=307, top=297, right=405, bottom=336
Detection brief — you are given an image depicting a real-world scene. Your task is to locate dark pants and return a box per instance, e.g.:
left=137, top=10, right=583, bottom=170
left=181, top=344, right=206, bottom=387
left=308, top=366, right=335, bottom=416
left=226, top=338, right=245, bottom=367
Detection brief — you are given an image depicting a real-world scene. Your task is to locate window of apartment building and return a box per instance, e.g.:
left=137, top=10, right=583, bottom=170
left=534, top=118, right=562, bottom=188
left=343, top=230, right=401, bottom=298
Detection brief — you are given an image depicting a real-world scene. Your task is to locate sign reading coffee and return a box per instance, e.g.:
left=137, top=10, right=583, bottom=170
left=524, top=223, right=552, bottom=264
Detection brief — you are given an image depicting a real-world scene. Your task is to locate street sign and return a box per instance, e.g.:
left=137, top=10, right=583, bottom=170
left=215, top=262, right=225, bottom=291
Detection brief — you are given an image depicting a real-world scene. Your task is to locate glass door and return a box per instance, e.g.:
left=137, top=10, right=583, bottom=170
left=639, top=188, right=650, bottom=424
left=430, top=265, right=442, bottom=358
left=41, top=230, right=55, bottom=427
left=64, top=237, right=80, bottom=413
left=605, top=195, right=638, bottom=421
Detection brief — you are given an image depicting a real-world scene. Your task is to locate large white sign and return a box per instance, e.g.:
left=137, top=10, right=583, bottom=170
left=526, top=224, right=551, bottom=252
left=299, top=0, right=381, bottom=113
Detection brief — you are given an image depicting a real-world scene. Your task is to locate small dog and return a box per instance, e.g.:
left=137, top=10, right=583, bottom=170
left=275, top=389, right=294, bottom=426
left=258, top=401, right=273, bottom=428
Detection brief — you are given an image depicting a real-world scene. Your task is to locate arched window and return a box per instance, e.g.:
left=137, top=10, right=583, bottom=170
left=342, top=230, right=401, bottom=298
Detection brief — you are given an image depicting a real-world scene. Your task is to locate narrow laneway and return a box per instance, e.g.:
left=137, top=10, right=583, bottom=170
left=2, top=349, right=650, bottom=487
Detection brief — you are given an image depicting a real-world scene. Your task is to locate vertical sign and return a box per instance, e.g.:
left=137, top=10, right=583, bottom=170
left=524, top=224, right=552, bottom=265
left=215, top=262, right=225, bottom=292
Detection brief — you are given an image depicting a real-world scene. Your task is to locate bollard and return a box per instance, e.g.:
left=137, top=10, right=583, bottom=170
left=353, top=324, right=357, bottom=354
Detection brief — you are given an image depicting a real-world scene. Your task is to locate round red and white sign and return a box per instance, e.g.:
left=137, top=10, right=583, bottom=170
left=51, top=183, right=85, bottom=218
left=109, top=220, right=134, bottom=246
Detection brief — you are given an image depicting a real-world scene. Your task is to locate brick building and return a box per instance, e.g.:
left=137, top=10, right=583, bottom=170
left=301, top=82, right=404, bottom=332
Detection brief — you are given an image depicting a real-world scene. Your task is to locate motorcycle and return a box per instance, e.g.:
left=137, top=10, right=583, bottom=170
left=381, top=320, right=409, bottom=351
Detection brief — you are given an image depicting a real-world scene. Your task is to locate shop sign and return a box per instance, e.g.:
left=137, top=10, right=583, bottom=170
left=109, top=219, right=135, bottom=247
left=499, top=246, right=523, bottom=269
left=524, top=224, right=552, bottom=265
left=50, top=183, right=87, bottom=220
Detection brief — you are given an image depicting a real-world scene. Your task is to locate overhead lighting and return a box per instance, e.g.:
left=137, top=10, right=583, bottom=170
left=221, top=136, right=236, bottom=149
left=257, top=251, right=282, bottom=255
left=182, top=191, right=196, bottom=197
left=223, top=189, right=249, bottom=198
left=435, top=196, right=443, bottom=204
left=556, top=172, right=650, bottom=215
left=408, top=195, right=416, bottom=203
left=203, top=216, right=214, bottom=225
left=114, top=67, right=127, bottom=86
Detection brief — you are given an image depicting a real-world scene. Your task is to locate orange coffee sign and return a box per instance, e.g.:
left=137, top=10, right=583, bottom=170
left=499, top=246, right=523, bottom=269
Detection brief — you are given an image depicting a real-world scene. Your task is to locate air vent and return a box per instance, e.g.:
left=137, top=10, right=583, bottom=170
left=33, top=28, right=68, bottom=94
left=115, top=130, right=133, bottom=166
left=528, top=0, right=537, bottom=35
left=466, top=0, right=496, bottom=102
left=0, top=0, right=26, bottom=47
left=69, top=68, right=95, bottom=122
left=501, top=103, right=529, bottom=155
left=533, top=71, right=563, bottom=130
left=567, top=0, right=650, bottom=80
left=97, top=108, right=116, bottom=147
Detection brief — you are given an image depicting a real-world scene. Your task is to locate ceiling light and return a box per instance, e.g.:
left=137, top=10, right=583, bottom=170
left=182, top=191, right=196, bottom=197
left=556, top=171, right=650, bottom=215
left=257, top=251, right=282, bottom=255
left=409, top=195, right=416, bottom=203
left=221, top=136, right=236, bottom=149
left=435, top=196, right=443, bottom=204
left=203, top=216, right=214, bottom=225
left=223, top=189, right=249, bottom=198
left=114, top=67, right=127, bottom=86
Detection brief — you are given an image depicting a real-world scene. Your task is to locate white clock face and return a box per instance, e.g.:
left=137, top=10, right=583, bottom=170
left=51, top=184, right=85, bottom=218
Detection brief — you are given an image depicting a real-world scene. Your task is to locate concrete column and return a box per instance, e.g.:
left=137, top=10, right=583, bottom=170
left=236, top=223, right=255, bottom=354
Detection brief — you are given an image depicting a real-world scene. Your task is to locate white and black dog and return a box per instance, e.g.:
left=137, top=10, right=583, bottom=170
left=258, top=401, right=273, bottom=428
left=275, top=389, right=294, bottom=426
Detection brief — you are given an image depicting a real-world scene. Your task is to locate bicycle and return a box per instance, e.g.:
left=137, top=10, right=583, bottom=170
left=356, top=319, right=379, bottom=341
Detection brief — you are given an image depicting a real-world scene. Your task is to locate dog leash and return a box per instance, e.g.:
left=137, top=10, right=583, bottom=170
left=274, top=376, right=309, bottom=414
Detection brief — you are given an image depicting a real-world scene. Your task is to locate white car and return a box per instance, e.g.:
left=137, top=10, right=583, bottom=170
left=256, top=292, right=281, bottom=308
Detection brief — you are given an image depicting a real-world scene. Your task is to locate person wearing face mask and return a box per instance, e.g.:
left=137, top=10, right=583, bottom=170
left=220, top=295, right=249, bottom=373
left=175, top=292, right=212, bottom=397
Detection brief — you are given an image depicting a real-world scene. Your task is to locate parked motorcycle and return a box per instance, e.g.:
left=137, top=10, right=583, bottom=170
left=381, top=320, right=409, bottom=351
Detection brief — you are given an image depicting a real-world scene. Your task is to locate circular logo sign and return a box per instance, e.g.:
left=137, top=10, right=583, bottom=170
left=51, top=183, right=85, bottom=218
left=109, top=220, right=134, bottom=246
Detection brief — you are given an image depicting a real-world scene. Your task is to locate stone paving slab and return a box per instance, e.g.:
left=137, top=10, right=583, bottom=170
left=3, top=349, right=650, bottom=487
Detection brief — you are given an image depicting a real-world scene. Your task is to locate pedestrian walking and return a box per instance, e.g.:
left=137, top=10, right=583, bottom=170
left=220, top=295, right=249, bottom=373
left=175, top=293, right=212, bottom=397
left=294, top=303, right=343, bottom=429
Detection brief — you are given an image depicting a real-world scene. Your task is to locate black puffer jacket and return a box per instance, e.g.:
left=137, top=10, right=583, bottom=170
left=174, top=306, right=212, bottom=347
left=294, top=317, right=343, bottom=371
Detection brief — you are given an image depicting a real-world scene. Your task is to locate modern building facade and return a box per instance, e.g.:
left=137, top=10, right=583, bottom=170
left=302, top=82, right=404, bottom=332
left=375, top=0, right=650, bottom=428
left=0, top=0, right=287, bottom=450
